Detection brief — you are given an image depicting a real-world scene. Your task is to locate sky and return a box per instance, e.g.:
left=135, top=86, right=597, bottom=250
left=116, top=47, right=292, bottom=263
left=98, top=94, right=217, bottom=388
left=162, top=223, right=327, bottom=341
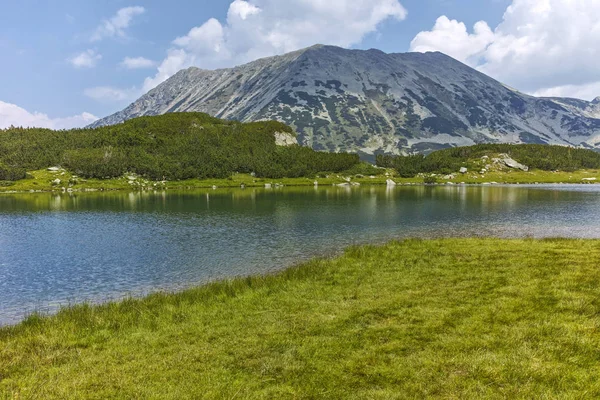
left=1, top=0, right=598, bottom=129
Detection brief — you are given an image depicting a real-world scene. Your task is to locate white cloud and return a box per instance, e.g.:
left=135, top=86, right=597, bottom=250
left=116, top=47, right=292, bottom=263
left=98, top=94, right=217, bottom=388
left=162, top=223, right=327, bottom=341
left=534, top=82, right=600, bottom=101
left=0, top=101, right=97, bottom=130
left=410, top=0, right=600, bottom=101
left=84, top=86, right=140, bottom=103
left=410, top=16, right=494, bottom=65
left=91, top=6, right=145, bottom=42
left=143, top=0, right=407, bottom=91
left=121, top=56, right=155, bottom=69
left=68, top=49, right=101, bottom=68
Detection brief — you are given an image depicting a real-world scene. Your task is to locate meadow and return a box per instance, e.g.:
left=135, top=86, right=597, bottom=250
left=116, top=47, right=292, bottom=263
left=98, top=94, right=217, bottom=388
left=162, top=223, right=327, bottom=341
left=2, top=238, right=600, bottom=399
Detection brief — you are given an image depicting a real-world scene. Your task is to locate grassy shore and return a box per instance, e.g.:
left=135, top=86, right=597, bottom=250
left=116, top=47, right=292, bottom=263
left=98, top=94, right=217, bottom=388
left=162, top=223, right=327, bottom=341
left=1, top=167, right=599, bottom=194
left=2, top=239, right=600, bottom=398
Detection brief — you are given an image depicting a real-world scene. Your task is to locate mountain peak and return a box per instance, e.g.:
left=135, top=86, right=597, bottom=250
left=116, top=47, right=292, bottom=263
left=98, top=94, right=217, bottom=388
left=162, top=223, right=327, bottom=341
left=90, top=45, right=600, bottom=153
left=592, top=96, right=600, bottom=104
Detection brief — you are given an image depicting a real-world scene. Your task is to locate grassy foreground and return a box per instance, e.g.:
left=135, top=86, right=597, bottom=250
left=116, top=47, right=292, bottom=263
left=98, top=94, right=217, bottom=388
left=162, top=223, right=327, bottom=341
left=2, top=239, right=600, bottom=398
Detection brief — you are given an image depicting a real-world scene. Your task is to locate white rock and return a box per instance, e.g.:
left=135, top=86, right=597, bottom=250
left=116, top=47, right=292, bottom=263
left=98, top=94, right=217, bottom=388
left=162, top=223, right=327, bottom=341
left=265, top=183, right=272, bottom=188
left=582, top=177, right=597, bottom=181
left=386, top=179, right=397, bottom=187
left=274, top=132, right=298, bottom=146
left=459, top=167, right=468, bottom=174
left=51, top=178, right=61, bottom=185
left=47, top=167, right=60, bottom=172
left=500, top=154, right=529, bottom=171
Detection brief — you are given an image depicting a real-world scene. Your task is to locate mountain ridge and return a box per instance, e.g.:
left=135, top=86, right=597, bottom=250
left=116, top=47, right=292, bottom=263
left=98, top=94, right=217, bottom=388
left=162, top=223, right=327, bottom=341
left=91, top=45, right=600, bottom=155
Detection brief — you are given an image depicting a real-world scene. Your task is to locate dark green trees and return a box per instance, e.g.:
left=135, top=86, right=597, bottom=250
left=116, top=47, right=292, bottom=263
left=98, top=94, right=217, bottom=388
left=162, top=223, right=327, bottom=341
left=0, top=113, right=359, bottom=181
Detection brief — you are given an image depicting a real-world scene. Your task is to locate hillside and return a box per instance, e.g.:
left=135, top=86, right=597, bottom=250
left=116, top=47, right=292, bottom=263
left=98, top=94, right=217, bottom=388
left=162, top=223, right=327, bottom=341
left=0, top=113, right=359, bottom=182
left=91, top=45, right=600, bottom=156
left=377, top=144, right=600, bottom=178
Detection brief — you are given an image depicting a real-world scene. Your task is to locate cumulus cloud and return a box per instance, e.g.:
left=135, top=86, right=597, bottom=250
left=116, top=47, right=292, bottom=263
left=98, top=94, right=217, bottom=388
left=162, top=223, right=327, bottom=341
left=410, top=0, right=600, bottom=101
left=410, top=16, right=494, bottom=65
left=121, top=56, right=155, bottom=69
left=84, top=86, right=140, bottom=103
left=91, top=6, right=145, bottom=42
left=0, top=101, right=97, bottom=130
left=143, top=0, right=407, bottom=91
left=68, top=49, right=101, bottom=68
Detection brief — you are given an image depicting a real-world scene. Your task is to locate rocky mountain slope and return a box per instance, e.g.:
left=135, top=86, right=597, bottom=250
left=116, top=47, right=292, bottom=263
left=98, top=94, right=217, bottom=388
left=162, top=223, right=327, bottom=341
left=91, top=45, right=600, bottom=156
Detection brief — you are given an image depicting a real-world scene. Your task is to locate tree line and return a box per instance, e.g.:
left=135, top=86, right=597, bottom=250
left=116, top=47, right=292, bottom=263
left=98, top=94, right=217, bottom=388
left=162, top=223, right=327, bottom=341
left=376, top=143, right=600, bottom=177
left=0, top=113, right=359, bottom=181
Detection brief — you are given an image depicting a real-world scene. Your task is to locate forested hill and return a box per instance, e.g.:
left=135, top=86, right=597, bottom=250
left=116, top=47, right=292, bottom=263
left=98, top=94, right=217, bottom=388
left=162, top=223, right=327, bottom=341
left=377, top=144, right=600, bottom=177
left=0, top=113, right=359, bottom=181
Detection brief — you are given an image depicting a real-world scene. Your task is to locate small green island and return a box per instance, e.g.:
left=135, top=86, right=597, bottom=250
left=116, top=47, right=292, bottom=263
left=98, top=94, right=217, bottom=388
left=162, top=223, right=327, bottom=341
left=2, top=112, right=600, bottom=193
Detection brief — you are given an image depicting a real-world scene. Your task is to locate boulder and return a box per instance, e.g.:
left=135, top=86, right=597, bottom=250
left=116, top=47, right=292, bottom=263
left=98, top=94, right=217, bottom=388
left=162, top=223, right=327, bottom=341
left=500, top=154, right=529, bottom=171
left=274, top=132, right=298, bottom=147
left=459, top=167, right=468, bottom=174
left=386, top=179, right=397, bottom=187
left=265, top=183, right=272, bottom=189
left=47, top=167, right=61, bottom=172
left=51, top=178, right=61, bottom=185
left=582, top=177, right=597, bottom=182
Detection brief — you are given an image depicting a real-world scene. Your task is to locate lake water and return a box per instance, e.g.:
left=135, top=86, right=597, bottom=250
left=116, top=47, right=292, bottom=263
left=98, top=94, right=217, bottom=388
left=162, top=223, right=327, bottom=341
left=1, top=184, right=600, bottom=325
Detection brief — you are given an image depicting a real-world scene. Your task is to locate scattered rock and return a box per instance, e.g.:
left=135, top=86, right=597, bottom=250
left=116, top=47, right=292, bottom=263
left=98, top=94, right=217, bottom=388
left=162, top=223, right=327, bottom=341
left=582, top=177, right=597, bottom=182
left=459, top=167, right=468, bottom=174
left=51, top=179, right=61, bottom=185
left=47, top=167, right=61, bottom=172
left=265, top=183, right=272, bottom=189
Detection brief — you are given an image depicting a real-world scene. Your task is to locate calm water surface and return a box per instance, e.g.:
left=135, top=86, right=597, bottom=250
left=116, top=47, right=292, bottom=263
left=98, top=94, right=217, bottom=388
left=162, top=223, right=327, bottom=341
left=1, top=184, right=600, bottom=325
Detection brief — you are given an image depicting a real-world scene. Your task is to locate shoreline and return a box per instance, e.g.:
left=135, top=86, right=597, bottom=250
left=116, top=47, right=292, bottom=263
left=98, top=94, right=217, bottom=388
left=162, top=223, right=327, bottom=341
left=1, top=168, right=599, bottom=194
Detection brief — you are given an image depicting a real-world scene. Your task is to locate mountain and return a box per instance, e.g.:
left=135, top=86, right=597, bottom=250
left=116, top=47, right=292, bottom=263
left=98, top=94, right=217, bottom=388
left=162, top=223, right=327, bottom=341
left=91, top=45, right=600, bottom=156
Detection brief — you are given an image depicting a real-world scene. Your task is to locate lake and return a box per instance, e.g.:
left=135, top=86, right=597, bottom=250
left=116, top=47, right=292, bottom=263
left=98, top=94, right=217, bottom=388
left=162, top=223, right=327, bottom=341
left=1, top=184, right=600, bottom=325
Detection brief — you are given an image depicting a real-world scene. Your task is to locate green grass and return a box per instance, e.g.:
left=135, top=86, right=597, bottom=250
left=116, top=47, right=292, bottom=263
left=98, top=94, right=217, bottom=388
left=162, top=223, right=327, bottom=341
left=1, top=167, right=598, bottom=194
left=2, top=238, right=600, bottom=398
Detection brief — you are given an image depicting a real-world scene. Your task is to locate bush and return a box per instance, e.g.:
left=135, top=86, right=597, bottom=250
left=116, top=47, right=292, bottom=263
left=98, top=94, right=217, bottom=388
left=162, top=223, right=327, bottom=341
left=0, top=162, right=26, bottom=181
left=423, top=176, right=438, bottom=184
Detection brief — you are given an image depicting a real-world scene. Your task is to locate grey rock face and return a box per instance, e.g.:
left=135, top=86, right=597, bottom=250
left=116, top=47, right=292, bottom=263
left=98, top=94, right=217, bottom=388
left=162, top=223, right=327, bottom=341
left=90, top=45, right=600, bottom=155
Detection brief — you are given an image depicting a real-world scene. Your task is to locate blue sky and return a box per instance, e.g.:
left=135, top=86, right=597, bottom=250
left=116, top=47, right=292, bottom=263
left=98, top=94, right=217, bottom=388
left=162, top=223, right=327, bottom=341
left=1, top=0, right=598, bottom=128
